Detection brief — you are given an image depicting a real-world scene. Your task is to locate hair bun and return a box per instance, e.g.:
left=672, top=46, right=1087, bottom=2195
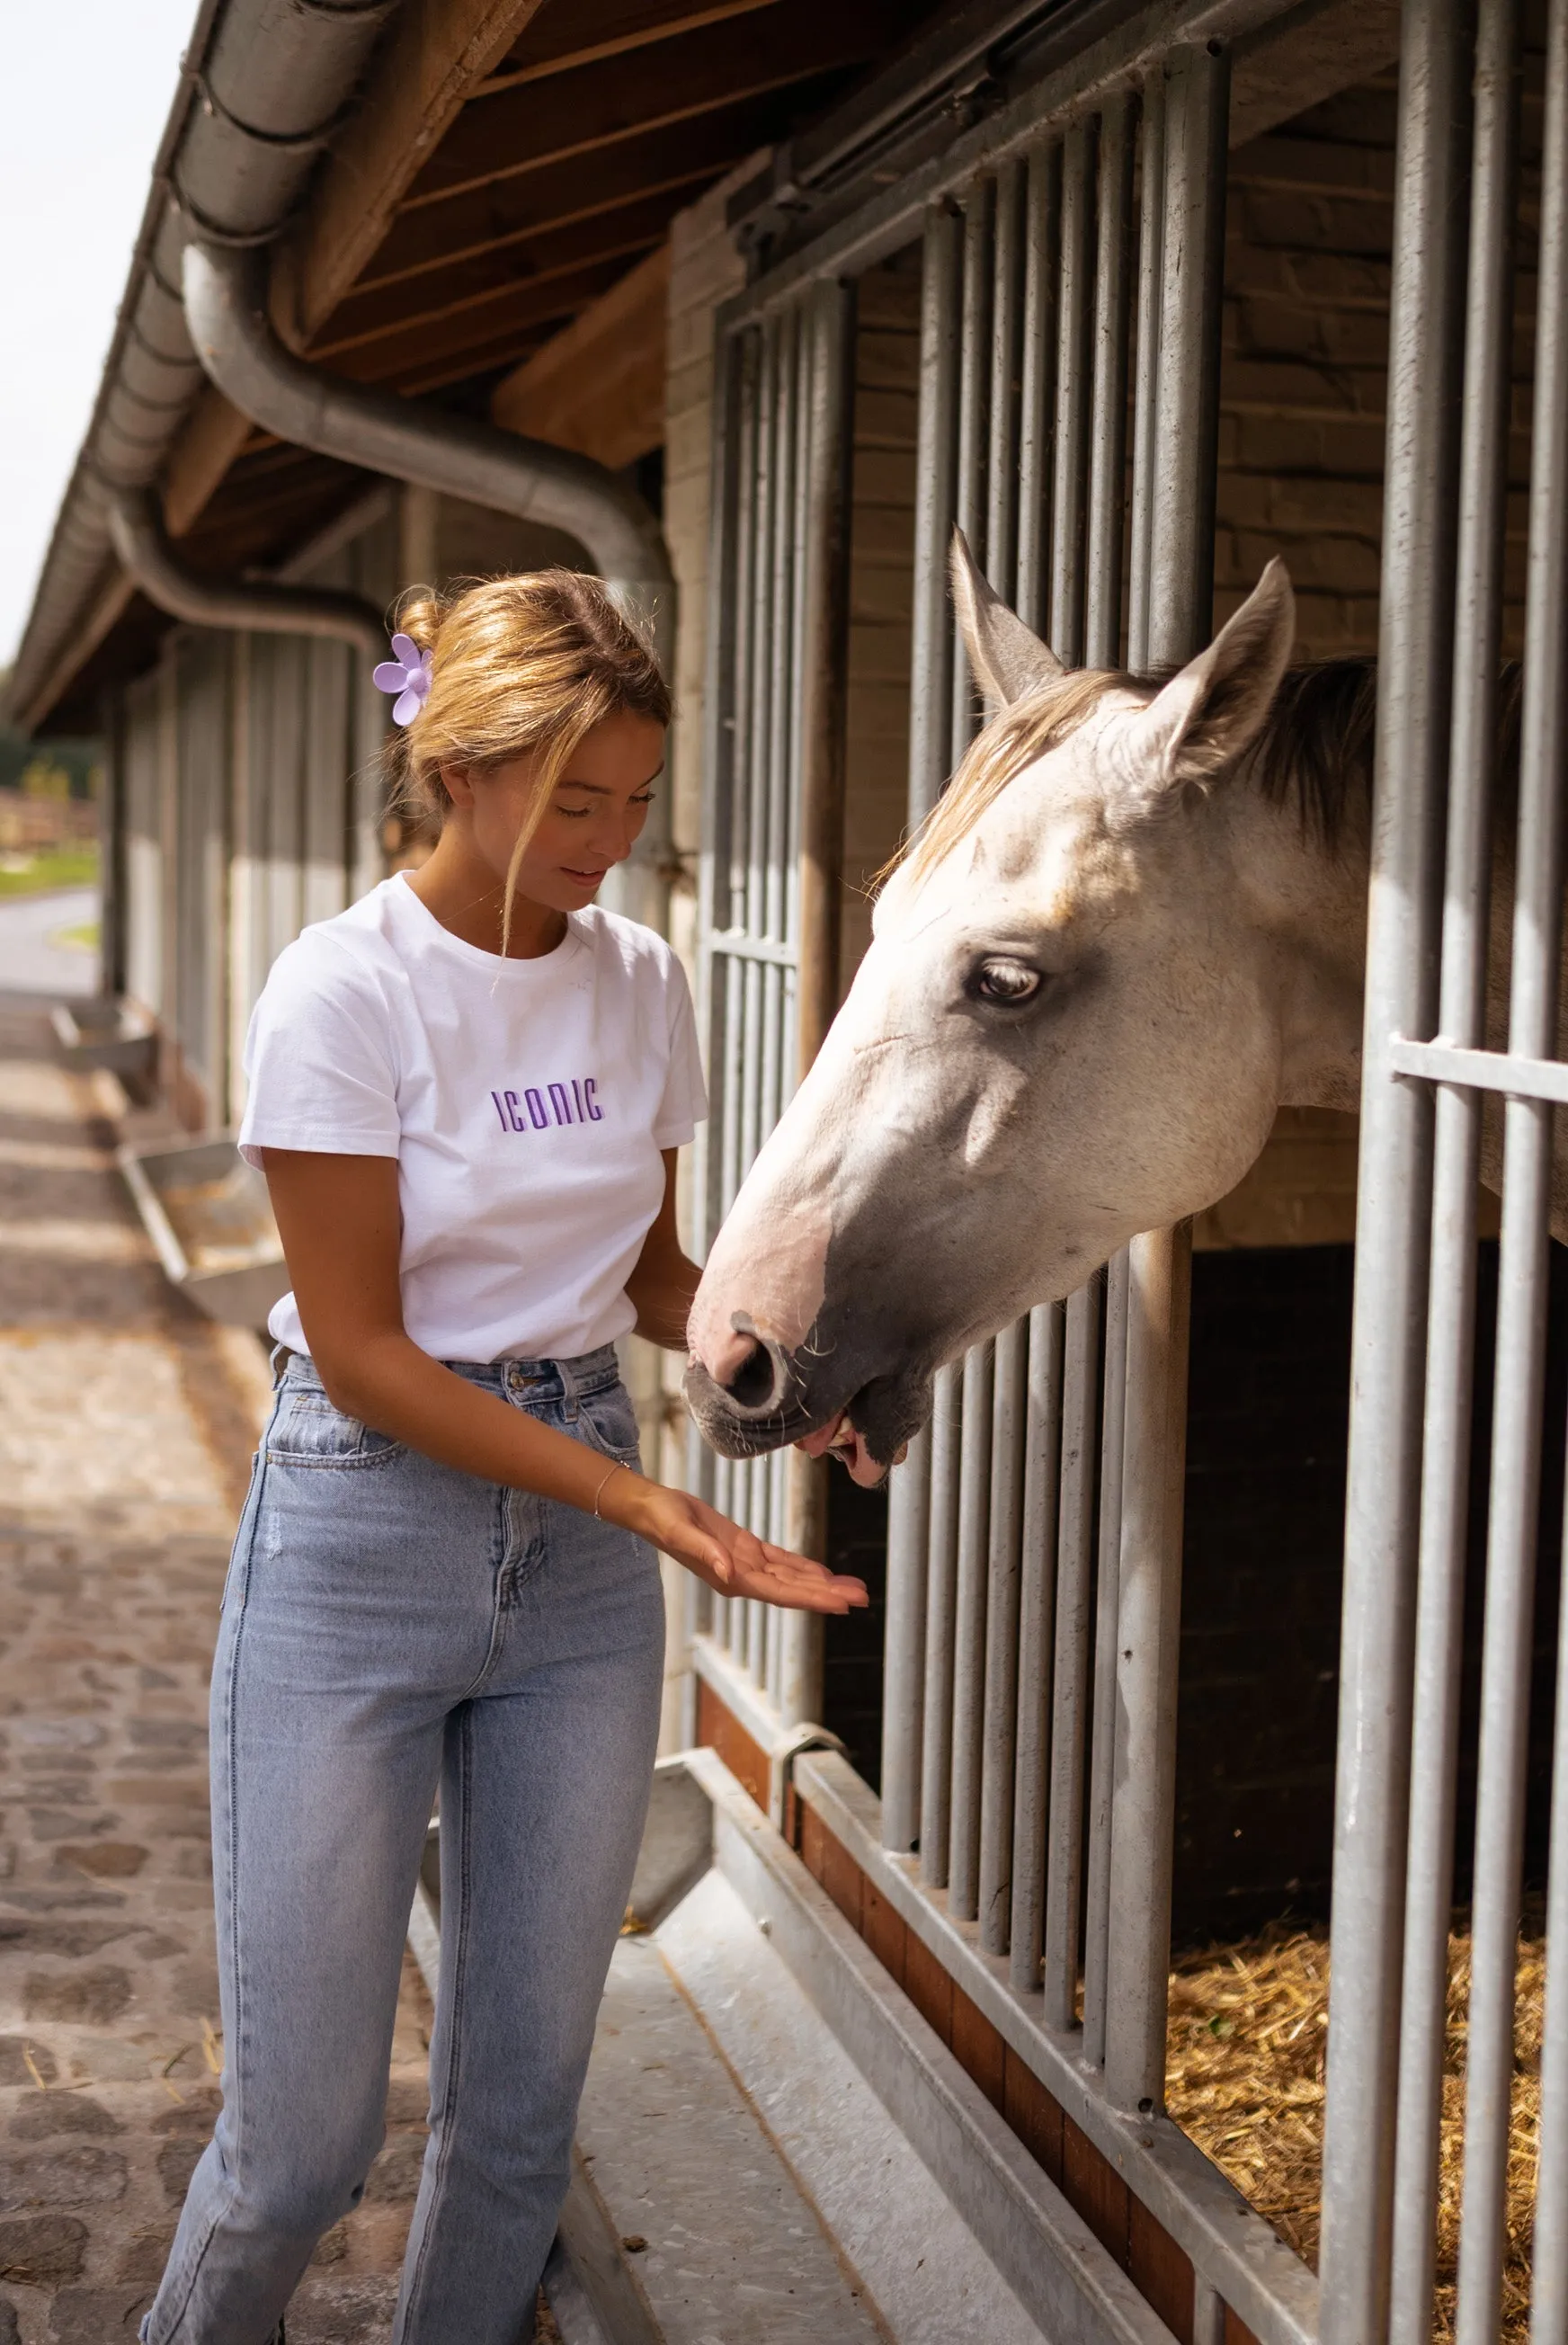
left=390, top=586, right=444, bottom=655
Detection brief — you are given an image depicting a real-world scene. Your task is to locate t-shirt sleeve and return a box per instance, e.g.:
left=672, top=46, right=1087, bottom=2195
left=237, top=933, right=401, bottom=1167
left=653, top=954, right=708, bottom=1148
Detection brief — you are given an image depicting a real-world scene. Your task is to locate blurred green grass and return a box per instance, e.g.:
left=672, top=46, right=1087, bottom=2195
left=0, top=844, right=101, bottom=899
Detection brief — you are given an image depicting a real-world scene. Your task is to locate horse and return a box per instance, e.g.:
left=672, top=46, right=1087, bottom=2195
left=684, top=531, right=1534, bottom=1484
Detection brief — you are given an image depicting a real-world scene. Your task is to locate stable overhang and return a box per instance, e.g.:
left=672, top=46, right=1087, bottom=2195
left=9, top=0, right=940, bottom=736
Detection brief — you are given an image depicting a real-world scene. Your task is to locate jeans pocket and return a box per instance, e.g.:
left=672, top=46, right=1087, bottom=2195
left=578, top=1381, right=643, bottom=1467
left=265, top=1389, right=404, bottom=1468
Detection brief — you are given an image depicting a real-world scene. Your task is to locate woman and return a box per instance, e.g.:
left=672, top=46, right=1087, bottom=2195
left=143, top=571, right=866, bottom=2345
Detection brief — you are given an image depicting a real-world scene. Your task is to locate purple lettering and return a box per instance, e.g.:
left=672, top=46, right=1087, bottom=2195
left=584, top=1077, right=602, bottom=1122
left=525, top=1088, right=549, bottom=1130
left=572, top=1078, right=585, bottom=1123
left=504, top=1089, right=527, bottom=1133
left=548, top=1081, right=573, bottom=1127
left=491, top=1091, right=509, bottom=1132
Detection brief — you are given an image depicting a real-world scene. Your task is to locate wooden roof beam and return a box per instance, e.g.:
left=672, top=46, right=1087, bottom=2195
left=349, top=106, right=764, bottom=296
left=272, top=0, right=553, bottom=351
left=477, top=0, right=784, bottom=96
left=400, top=0, right=899, bottom=212
left=490, top=243, right=670, bottom=469
left=313, top=199, right=677, bottom=361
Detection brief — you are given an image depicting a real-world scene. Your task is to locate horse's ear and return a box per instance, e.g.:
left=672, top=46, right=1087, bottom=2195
left=1118, top=559, right=1296, bottom=806
left=950, top=528, right=1065, bottom=707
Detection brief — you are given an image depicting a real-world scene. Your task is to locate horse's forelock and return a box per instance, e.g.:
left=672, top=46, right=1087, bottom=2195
left=892, top=669, right=1139, bottom=890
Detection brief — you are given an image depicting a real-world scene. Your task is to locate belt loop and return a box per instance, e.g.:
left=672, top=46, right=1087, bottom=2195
left=557, top=1355, right=580, bottom=1421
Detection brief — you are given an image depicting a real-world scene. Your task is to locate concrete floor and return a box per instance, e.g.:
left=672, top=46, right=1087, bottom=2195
left=0, top=997, right=435, bottom=2342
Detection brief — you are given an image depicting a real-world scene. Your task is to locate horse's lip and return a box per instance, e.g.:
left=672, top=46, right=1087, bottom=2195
left=798, top=1408, right=905, bottom=1487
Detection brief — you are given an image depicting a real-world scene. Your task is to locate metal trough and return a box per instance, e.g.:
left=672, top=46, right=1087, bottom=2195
left=119, top=1135, right=287, bottom=1328
left=50, top=996, right=157, bottom=1082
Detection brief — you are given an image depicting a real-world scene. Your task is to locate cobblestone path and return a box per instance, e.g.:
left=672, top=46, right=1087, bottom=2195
left=0, top=997, right=433, bottom=2343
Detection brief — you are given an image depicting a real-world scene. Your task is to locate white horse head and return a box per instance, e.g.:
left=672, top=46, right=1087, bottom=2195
left=687, top=533, right=1374, bottom=1481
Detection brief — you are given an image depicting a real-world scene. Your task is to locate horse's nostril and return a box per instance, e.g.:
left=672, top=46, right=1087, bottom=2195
left=724, top=1338, right=780, bottom=1412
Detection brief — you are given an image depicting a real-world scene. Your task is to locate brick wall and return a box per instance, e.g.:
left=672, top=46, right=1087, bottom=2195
left=1216, top=74, right=1397, bottom=657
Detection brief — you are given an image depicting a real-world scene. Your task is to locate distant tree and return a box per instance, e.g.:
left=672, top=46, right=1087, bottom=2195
left=0, top=673, right=101, bottom=799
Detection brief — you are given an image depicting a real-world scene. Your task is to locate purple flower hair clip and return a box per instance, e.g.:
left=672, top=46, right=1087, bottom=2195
left=372, top=633, right=433, bottom=726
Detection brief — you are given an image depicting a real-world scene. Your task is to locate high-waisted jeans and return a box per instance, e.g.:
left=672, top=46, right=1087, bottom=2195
left=143, top=1345, right=665, bottom=2345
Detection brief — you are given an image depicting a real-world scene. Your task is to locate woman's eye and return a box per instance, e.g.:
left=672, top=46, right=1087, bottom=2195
left=969, top=957, right=1044, bottom=1005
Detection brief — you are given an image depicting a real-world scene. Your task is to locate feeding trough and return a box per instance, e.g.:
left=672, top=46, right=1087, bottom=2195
left=119, top=1135, right=287, bottom=1329
left=49, top=996, right=157, bottom=1083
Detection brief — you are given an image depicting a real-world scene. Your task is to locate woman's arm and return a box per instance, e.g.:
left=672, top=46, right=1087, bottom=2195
left=261, top=1149, right=864, bottom=1616
left=624, top=1150, right=700, bottom=1350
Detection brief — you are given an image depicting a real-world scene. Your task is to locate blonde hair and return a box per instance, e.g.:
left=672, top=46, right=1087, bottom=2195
left=386, top=567, right=671, bottom=948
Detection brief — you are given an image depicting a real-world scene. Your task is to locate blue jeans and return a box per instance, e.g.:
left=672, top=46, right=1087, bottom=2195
left=144, top=1346, right=665, bottom=2345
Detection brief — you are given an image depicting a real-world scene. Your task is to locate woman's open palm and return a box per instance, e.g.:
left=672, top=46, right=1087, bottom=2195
left=634, top=1487, right=868, bottom=1614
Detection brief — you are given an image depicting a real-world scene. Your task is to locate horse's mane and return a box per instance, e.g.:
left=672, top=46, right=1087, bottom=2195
left=893, top=653, right=1525, bottom=887
left=1238, top=660, right=1378, bottom=847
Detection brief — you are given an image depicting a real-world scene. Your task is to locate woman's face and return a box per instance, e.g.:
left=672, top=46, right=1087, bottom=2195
left=449, top=709, right=666, bottom=914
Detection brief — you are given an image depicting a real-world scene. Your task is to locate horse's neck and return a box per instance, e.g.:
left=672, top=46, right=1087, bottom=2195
left=1222, top=785, right=1369, bottom=1115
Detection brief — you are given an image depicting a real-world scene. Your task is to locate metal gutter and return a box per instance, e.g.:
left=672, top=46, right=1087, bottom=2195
left=103, top=486, right=386, bottom=655
left=6, top=0, right=400, bottom=728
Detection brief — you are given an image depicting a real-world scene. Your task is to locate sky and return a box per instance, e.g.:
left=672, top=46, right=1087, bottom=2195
left=3, top=1, right=200, bottom=675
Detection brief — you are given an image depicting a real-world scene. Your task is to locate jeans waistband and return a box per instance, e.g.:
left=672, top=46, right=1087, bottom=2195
left=272, top=1343, right=622, bottom=1407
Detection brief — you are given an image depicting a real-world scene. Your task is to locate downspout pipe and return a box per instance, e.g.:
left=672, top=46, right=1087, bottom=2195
left=104, top=486, right=386, bottom=658
left=182, top=241, right=679, bottom=932
left=182, top=244, right=676, bottom=664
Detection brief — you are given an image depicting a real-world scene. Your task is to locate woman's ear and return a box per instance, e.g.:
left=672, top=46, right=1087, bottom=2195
left=438, top=762, right=477, bottom=809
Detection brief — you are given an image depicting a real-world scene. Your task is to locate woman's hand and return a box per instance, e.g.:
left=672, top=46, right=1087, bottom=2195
left=609, top=1477, right=868, bottom=1614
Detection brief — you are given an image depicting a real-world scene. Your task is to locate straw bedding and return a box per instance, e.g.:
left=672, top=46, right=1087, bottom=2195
left=1163, top=1921, right=1545, bottom=2341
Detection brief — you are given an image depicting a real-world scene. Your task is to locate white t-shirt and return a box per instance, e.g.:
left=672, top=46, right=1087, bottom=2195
left=238, top=874, right=707, bottom=1362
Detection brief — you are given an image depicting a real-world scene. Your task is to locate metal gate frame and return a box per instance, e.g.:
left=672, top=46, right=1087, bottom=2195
left=691, top=0, right=1567, bottom=2335
left=1322, top=0, right=1568, bottom=2338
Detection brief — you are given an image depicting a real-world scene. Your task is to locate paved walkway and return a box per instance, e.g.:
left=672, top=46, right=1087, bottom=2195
left=0, top=895, right=99, bottom=999
left=0, top=995, right=433, bottom=2343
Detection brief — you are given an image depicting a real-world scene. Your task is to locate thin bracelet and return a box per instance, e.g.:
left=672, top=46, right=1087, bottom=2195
left=592, top=1459, right=629, bottom=1519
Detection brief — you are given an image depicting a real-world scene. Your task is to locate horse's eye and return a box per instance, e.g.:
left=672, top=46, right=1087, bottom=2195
left=970, top=957, right=1044, bottom=1005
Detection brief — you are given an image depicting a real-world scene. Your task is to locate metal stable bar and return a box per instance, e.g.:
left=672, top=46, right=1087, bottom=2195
left=979, top=1317, right=1029, bottom=1953
left=951, top=181, right=996, bottom=749
left=1016, top=140, right=1061, bottom=636
left=1456, top=0, right=1568, bottom=2316
left=987, top=159, right=1025, bottom=601
left=1389, top=1, right=1519, bottom=2332
left=1084, top=90, right=1136, bottom=670
left=1103, top=35, right=1226, bottom=2118
left=1389, top=1035, right=1568, bottom=1104
left=1127, top=68, right=1166, bottom=673
left=1319, top=0, right=1471, bottom=2323
left=1043, top=1283, right=1100, bottom=2030
left=1011, top=1302, right=1066, bottom=1993
left=1537, top=1549, right=1568, bottom=2345
left=1105, top=1225, right=1192, bottom=2109
left=1082, top=1247, right=1130, bottom=2068
left=909, top=203, right=963, bottom=829
left=949, top=1341, right=997, bottom=1922
left=922, top=1364, right=964, bottom=1889
left=1049, top=120, right=1095, bottom=664
left=882, top=1426, right=931, bottom=1851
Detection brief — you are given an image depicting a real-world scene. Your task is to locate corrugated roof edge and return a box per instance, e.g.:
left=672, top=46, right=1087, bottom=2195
left=5, top=0, right=401, bottom=733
